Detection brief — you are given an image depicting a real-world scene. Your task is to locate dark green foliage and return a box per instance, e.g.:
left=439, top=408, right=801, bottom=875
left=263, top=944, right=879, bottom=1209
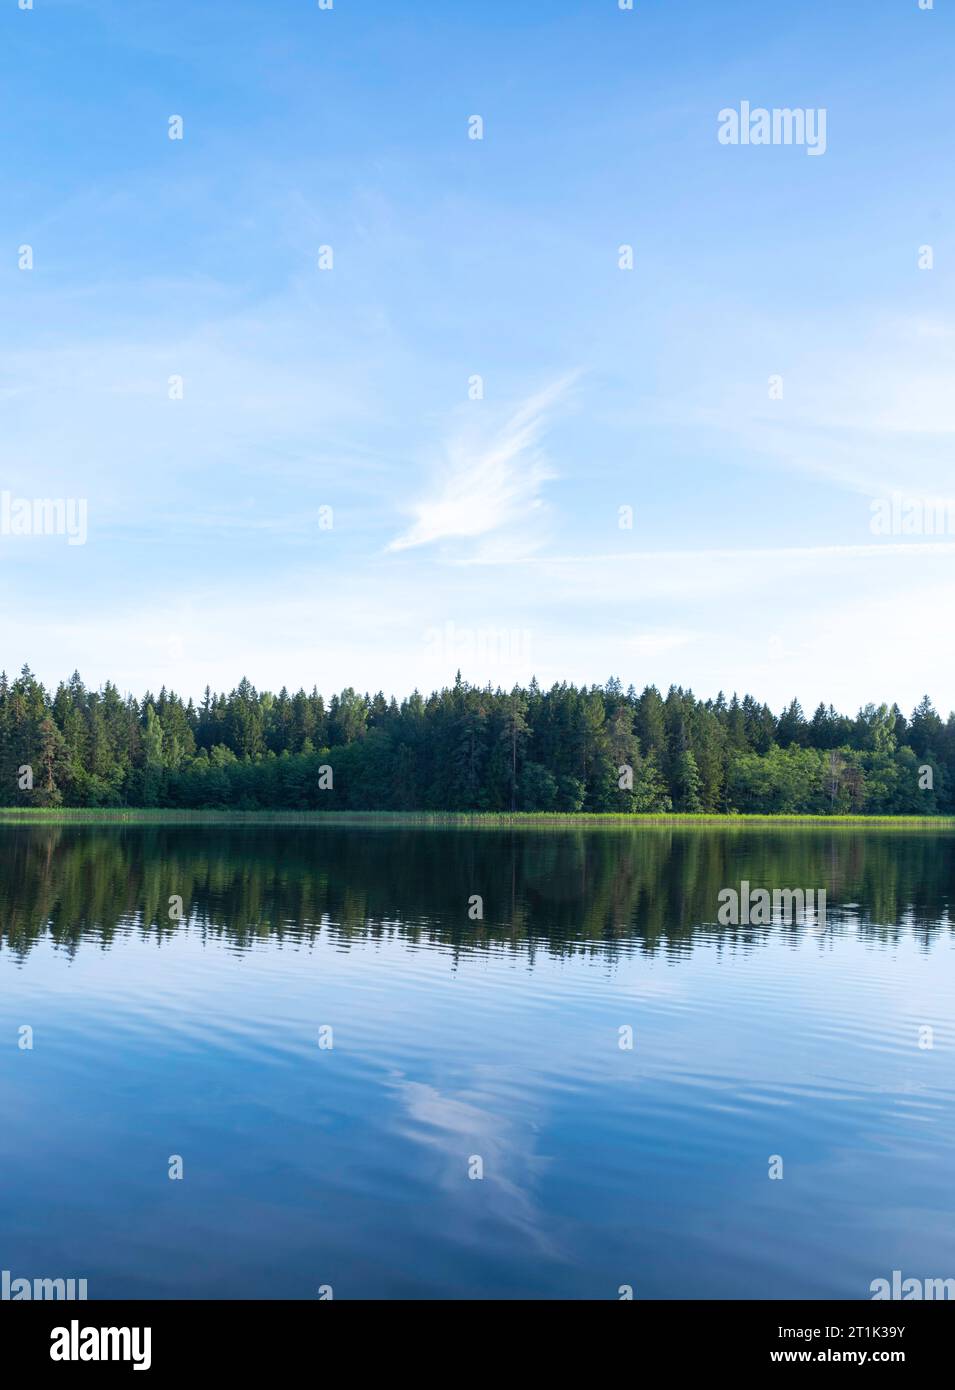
left=0, top=670, right=951, bottom=814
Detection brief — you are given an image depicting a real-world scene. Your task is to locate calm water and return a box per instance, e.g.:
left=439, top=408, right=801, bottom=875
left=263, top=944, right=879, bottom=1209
left=1, top=822, right=953, bottom=1300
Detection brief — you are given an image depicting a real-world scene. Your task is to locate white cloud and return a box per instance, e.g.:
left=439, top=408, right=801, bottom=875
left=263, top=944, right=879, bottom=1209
left=626, top=631, right=696, bottom=657
left=386, top=376, right=576, bottom=554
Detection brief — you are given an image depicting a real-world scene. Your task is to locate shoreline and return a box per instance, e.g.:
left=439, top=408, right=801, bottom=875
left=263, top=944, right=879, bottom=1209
left=0, top=808, right=953, bottom=829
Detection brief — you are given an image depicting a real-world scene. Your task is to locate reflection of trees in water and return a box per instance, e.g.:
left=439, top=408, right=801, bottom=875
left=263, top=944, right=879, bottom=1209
left=0, top=825, right=952, bottom=963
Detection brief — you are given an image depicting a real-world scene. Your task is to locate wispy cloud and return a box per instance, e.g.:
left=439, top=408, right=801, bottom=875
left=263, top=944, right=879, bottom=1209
left=387, top=375, right=577, bottom=554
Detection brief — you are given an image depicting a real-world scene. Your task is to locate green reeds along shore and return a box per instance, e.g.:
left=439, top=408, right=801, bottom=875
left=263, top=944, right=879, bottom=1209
left=0, top=808, right=953, bottom=829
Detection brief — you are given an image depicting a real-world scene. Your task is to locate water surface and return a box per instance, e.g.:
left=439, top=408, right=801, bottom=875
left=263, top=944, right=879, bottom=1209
left=1, top=823, right=953, bottom=1299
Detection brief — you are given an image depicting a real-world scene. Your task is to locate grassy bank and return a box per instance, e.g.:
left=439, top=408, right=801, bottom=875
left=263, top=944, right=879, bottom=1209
left=0, top=808, right=953, bottom=830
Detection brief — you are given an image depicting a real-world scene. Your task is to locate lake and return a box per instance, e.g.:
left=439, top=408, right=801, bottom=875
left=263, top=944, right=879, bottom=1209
left=1, top=821, right=953, bottom=1299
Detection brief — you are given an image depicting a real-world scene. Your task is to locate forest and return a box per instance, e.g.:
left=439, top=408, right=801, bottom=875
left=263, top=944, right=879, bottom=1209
left=0, top=666, right=951, bottom=814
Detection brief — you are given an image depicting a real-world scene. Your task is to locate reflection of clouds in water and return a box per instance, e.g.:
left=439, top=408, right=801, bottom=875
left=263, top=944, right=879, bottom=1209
left=390, top=1075, right=564, bottom=1260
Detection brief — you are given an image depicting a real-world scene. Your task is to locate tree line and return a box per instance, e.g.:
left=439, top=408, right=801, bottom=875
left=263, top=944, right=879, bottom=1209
left=0, top=666, right=951, bottom=814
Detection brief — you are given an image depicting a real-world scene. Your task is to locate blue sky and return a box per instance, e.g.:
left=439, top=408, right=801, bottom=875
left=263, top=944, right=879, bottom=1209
left=1, top=0, right=953, bottom=713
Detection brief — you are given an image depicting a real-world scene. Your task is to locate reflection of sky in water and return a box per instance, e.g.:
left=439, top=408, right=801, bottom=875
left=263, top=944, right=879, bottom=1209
left=1, top=827, right=954, bottom=1299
